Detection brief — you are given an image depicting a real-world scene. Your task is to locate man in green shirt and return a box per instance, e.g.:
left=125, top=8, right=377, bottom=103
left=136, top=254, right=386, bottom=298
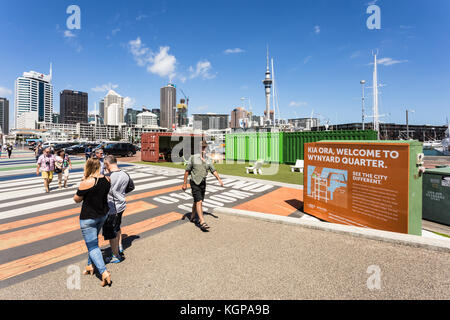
left=182, top=140, right=224, bottom=231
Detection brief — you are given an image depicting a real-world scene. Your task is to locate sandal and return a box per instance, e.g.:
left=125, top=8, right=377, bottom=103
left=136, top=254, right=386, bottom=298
left=198, top=222, right=210, bottom=231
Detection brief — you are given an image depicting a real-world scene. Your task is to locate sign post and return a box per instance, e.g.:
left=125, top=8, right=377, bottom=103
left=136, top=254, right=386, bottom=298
left=303, top=140, right=423, bottom=235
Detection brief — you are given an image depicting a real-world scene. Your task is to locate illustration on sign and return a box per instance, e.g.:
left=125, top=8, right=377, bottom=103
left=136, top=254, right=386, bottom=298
left=307, top=166, right=348, bottom=208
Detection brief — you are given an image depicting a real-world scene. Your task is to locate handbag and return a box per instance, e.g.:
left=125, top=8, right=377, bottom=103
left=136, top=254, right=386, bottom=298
left=54, top=159, right=63, bottom=174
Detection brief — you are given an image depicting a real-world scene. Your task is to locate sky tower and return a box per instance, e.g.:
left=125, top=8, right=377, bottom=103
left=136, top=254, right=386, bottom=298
left=262, top=47, right=273, bottom=123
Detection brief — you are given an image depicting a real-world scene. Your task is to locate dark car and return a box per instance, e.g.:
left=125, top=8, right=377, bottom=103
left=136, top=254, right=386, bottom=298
left=103, top=142, right=137, bottom=157
left=53, top=143, right=72, bottom=151
left=66, top=143, right=97, bottom=155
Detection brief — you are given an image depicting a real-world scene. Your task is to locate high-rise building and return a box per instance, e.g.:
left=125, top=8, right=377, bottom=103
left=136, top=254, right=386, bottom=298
left=151, top=108, right=160, bottom=126
left=15, top=65, right=53, bottom=127
left=99, top=99, right=105, bottom=120
left=230, top=107, right=247, bottom=129
left=160, top=84, right=176, bottom=129
left=177, top=99, right=188, bottom=127
left=125, top=108, right=141, bottom=126
left=193, top=113, right=229, bottom=130
left=52, top=112, right=60, bottom=124
left=0, top=97, right=9, bottom=134
left=60, top=90, right=88, bottom=124
left=104, top=90, right=124, bottom=125
left=106, top=103, right=122, bottom=126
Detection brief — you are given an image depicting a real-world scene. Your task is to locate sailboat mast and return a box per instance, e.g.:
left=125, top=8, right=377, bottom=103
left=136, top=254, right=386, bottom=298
left=373, top=53, right=379, bottom=139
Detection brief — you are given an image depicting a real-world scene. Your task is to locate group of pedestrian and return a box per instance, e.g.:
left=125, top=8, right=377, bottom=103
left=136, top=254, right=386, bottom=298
left=0, top=143, right=13, bottom=159
left=74, top=154, right=133, bottom=287
left=36, top=144, right=72, bottom=193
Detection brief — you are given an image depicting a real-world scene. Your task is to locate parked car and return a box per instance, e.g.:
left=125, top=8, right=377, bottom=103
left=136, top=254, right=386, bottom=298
left=66, top=143, right=98, bottom=155
left=103, top=142, right=137, bottom=157
left=53, top=143, right=72, bottom=151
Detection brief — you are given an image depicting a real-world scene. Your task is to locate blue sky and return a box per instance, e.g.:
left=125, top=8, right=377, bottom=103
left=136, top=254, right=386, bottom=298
left=0, top=0, right=449, bottom=129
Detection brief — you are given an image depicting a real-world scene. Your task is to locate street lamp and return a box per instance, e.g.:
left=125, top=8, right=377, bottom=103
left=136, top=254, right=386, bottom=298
left=360, top=80, right=366, bottom=130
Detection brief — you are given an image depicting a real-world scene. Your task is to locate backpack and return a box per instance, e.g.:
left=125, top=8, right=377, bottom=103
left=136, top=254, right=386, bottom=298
left=111, top=170, right=135, bottom=194
left=124, top=171, right=135, bottom=193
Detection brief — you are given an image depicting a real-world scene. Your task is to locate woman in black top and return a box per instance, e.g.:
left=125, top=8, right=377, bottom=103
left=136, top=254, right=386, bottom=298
left=73, top=158, right=112, bottom=287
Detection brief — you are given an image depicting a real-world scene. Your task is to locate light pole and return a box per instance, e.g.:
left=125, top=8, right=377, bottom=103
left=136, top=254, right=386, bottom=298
left=360, top=80, right=366, bottom=130
left=406, top=109, right=415, bottom=140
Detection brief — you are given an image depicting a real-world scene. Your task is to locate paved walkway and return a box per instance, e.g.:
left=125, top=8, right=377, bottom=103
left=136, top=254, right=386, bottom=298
left=0, top=214, right=448, bottom=300
left=1, top=155, right=449, bottom=298
left=0, top=156, right=293, bottom=288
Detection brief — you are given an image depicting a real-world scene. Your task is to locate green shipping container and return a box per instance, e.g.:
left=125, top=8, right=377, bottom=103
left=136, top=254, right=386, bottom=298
left=235, top=134, right=246, bottom=161
left=283, top=130, right=378, bottom=164
left=247, top=132, right=259, bottom=162
left=422, top=166, right=450, bottom=226
left=225, top=134, right=236, bottom=160
left=224, top=130, right=377, bottom=164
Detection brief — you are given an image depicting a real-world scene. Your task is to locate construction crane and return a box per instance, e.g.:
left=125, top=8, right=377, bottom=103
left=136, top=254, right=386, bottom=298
left=179, top=88, right=189, bottom=109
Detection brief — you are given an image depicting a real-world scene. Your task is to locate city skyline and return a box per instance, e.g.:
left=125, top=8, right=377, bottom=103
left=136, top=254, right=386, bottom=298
left=0, top=0, right=449, bottom=131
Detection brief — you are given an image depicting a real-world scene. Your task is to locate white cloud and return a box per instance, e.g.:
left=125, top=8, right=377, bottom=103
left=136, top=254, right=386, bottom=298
left=289, top=101, right=308, bottom=107
left=314, top=26, right=321, bottom=34
left=111, top=28, right=120, bottom=36
left=124, top=97, right=136, bottom=109
left=64, top=30, right=76, bottom=38
left=128, top=38, right=177, bottom=79
left=147, top=46, right=177, bottom=79
left=128, top=37, right=215, bottom=82
left=136, top=14, right=148, bottom=21
left=370, top=57, right=409, bottom=66
left=56, top=25, right=82, bottom=52
left=128, top=37, right=150, bottom=67
left=224, top=48, right=245, bottom=54
left=303, top=56, right=312, bottom=64
left=0, top=87, right=12, bottom=96
left=189, top=60, right=216, bottom=79
left=350, top=51, right=361, bottom=59
left=91, top=83, right=119, bottom=92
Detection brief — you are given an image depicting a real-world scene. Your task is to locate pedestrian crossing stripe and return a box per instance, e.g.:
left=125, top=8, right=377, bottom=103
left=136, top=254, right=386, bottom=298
left=0, top=201, right=156, bottom=251
left=0, top=212, right=182, bottom=282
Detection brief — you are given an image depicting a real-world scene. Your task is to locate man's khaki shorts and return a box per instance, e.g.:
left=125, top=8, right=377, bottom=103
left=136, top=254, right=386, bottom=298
left=42, top=171, right=54, bottom=180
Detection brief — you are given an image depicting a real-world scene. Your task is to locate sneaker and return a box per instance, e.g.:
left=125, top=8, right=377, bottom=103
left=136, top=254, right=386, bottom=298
left=109, top=254, right=124, bottom=264
left=119, top=245, right=124, bottom=254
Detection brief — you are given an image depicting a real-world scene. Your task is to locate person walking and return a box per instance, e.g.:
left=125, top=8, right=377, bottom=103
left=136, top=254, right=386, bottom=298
left=73, top=158, right=112, bottom=287
left=102, top=155, right=133, bottom=263
left=85, top=145, right=92, bottom=161
left=0, top=143, right=2, bottom=158
left=6, top=144, right=12, bottom=159
left=35, top=143, right=43, bottom=162
left=55, top=149, right=72, bottom=189
left=182, top=140, right=224, bottom=231
left=36, top=147, right=55, bottom=193
left=93, top=148, right=106, bottom=175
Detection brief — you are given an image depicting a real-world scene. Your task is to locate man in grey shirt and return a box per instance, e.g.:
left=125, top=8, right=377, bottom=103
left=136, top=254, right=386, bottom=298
left=103, top=155, right=130, bottom=263
left=182, top=140, right=223, bottom=231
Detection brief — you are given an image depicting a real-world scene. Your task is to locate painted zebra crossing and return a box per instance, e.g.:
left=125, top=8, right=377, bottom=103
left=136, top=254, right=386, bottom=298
left=0, top=161, right=304, bottom=288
